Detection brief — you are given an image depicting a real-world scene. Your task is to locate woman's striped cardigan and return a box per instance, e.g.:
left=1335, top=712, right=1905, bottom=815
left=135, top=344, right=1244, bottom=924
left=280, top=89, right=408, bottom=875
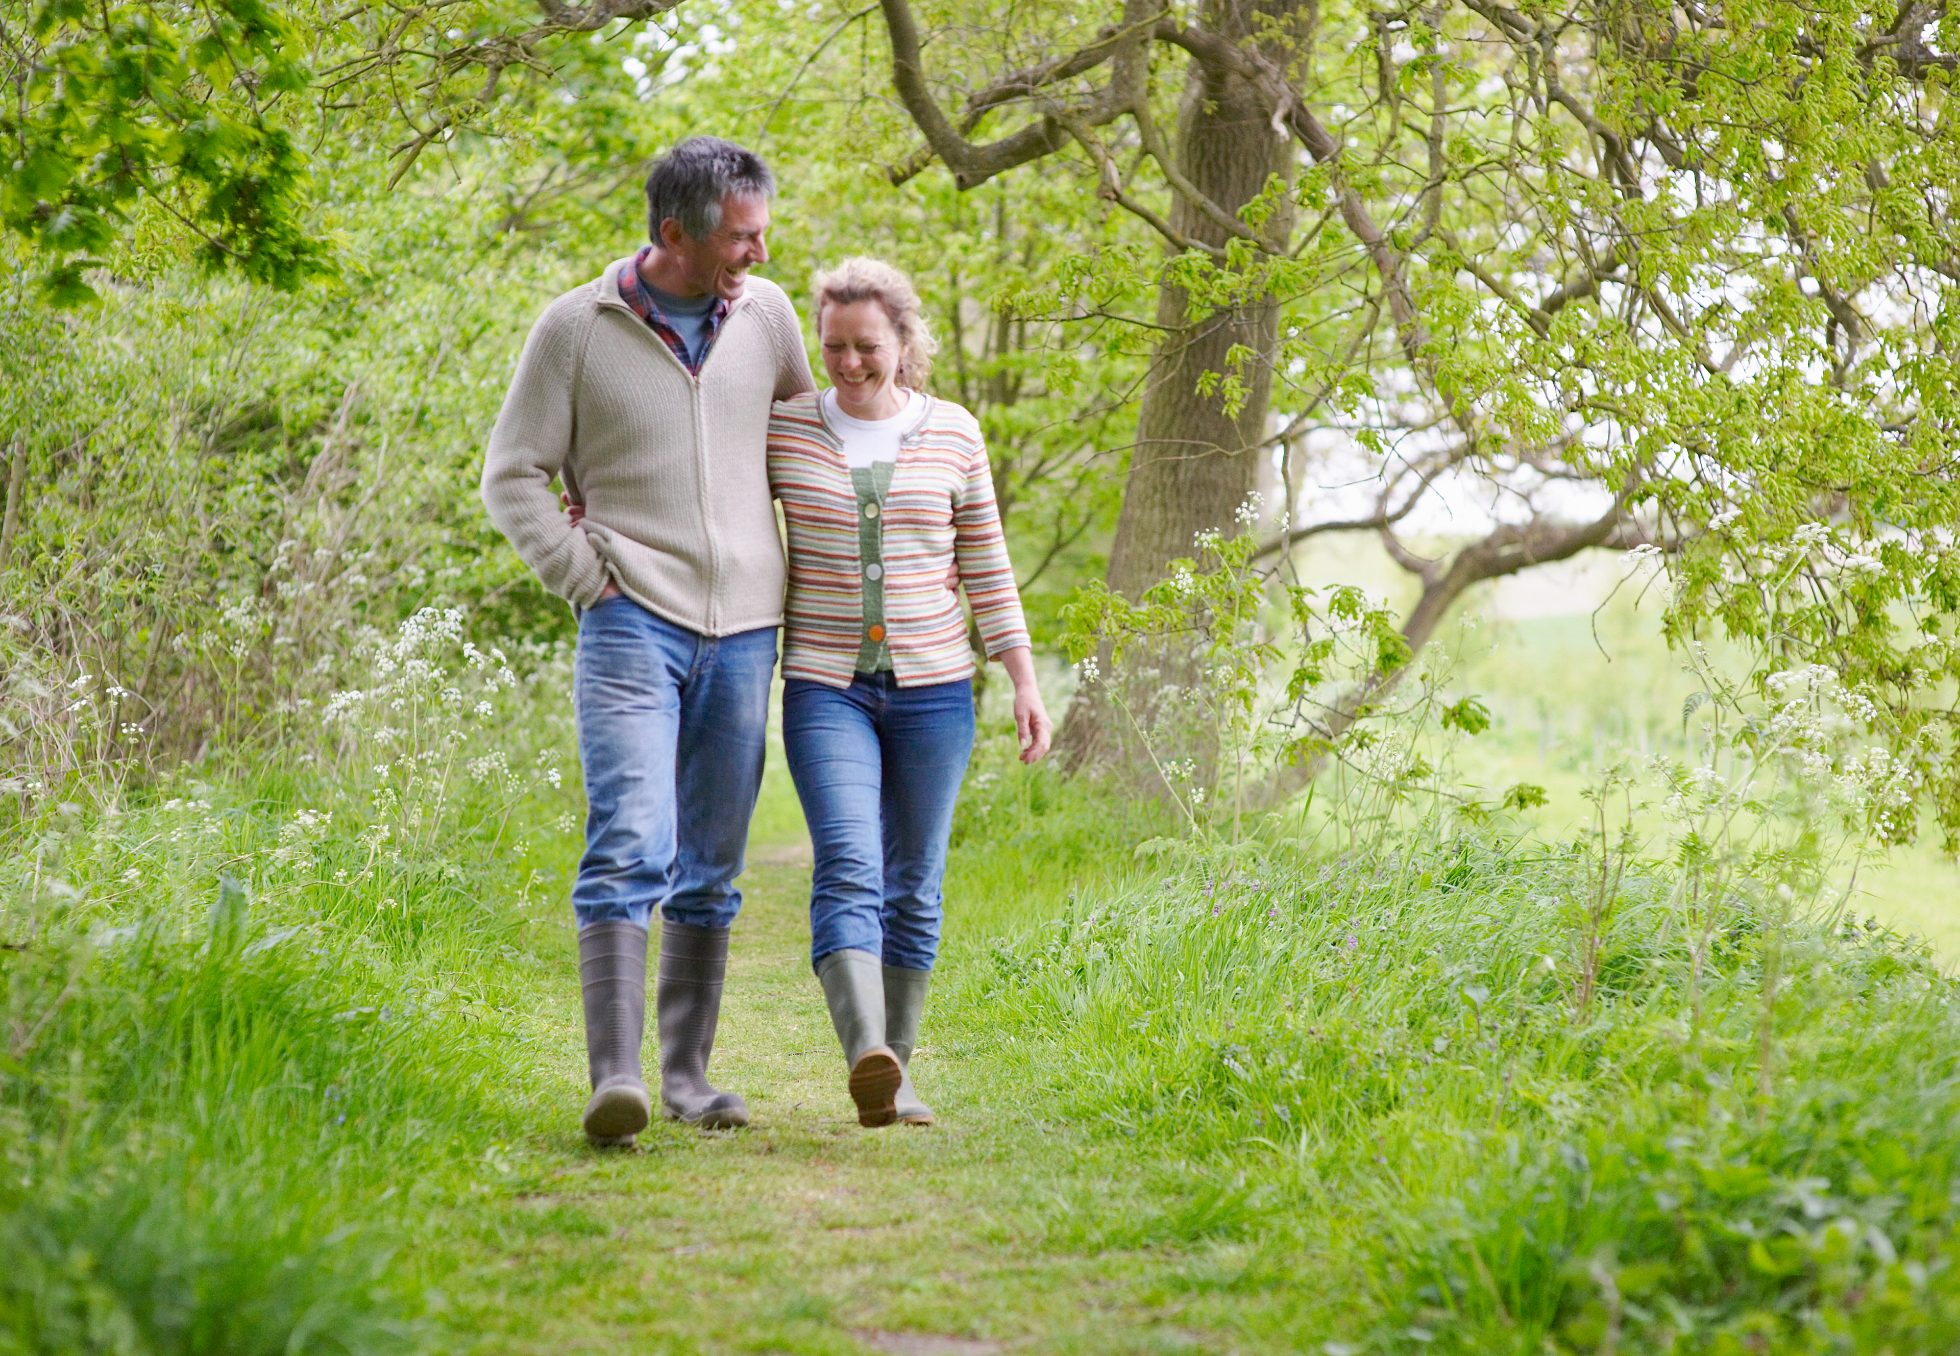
left=767, top=391, right=1030, bottom=688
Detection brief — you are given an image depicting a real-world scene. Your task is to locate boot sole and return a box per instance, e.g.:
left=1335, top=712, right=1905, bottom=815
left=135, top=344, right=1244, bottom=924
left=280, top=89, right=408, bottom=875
left=849, top=1049, right=903, bottom=1127
left=583, top=1082, right=652, bottom=1144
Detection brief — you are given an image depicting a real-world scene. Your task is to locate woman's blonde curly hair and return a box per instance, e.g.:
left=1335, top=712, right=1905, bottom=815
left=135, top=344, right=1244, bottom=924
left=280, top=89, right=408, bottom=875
left=813, top=256, right=938, bottom=390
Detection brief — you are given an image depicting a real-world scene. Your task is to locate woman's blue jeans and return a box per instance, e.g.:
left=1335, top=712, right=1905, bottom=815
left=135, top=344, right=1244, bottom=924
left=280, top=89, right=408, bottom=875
left=783, top=674, right=975, bottom=971
left=572, top=595, right=777, bottom=931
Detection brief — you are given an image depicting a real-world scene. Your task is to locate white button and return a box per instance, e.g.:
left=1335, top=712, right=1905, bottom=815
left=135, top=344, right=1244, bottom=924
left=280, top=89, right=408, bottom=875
left=865, top=563, right=883, bottom=581
left=863, top=502, right=880, bottom=519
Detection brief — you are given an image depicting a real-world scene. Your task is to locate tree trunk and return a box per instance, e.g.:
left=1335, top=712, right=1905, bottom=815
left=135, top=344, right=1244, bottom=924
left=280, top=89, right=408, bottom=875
left=1105, top=83, right=1292, bottom=589
left=1059, top=0, right=1302, bottom=769
left=1, top=439, right=26, bottom=569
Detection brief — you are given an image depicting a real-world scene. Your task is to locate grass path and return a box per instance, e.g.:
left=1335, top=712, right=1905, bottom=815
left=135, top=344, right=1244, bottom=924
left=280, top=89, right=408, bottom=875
left=429, top=834, right=1250, bottom=1355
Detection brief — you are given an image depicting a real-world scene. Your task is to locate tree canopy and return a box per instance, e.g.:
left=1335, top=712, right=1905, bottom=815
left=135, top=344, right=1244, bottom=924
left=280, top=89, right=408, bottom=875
left=6, top=0, right=1960, bottom=838
left=873, top=0, right=1960, bottom=833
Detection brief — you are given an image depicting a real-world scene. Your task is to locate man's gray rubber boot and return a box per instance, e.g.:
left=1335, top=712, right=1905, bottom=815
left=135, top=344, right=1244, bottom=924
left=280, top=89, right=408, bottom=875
left=817, top=948, right=902, bottom=1127
left=883, top=964, right=935, bottom=1126
left=579, top=921, right=652, bottom=1147
left=655, top=920, right=750, bottom=1129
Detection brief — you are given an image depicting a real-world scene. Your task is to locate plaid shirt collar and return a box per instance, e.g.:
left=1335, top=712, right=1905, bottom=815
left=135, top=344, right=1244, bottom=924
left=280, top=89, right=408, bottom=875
left=616, top=247, right=730, bottom=375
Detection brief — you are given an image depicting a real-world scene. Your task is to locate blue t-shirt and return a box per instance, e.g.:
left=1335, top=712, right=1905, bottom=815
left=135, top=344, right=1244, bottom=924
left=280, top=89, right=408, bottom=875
left=641, top=282, right=718, bottom=368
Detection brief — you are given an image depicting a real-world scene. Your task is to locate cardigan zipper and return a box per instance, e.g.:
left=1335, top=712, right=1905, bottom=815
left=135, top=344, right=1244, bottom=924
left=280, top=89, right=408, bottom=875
left=594, top=284, right=753, bottom=631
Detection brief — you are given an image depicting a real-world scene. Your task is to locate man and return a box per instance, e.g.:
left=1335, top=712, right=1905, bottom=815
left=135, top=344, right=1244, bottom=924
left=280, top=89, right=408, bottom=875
left=482, top=138, right=814, bottom=1144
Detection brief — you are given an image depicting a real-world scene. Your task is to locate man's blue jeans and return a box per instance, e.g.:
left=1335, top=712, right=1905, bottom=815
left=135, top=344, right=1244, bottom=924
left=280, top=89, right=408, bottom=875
left=572, top=596, right=777, bottom=931
left=783, top=673, right=975, bottom=971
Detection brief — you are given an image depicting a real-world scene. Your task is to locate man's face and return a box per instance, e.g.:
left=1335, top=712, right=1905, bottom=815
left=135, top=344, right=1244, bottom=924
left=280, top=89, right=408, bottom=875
left=663, top=193, right=771, bottom=301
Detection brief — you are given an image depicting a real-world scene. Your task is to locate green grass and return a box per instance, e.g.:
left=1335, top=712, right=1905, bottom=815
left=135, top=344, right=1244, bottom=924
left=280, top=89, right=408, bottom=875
left=6, top=650, right=1960, bottom=1352
left=0, top=777, right=559, bottom=1353
left=982, top=833, right=1960, bottom=1350
left=1428, top=589, right=1960, bottom=962
left=1274, top=539, right=1960, bottom=961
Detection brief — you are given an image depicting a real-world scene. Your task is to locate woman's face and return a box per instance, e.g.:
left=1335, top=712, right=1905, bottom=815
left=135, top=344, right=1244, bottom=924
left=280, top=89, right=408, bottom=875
left=820, top=299, right=903, bottom=415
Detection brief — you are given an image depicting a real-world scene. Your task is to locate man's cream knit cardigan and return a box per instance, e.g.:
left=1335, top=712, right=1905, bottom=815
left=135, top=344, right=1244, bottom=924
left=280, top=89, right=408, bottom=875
left=481, top=258, right=815, bottom=633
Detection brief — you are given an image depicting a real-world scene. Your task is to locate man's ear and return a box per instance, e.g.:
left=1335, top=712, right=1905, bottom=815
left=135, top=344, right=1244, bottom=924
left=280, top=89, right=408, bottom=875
left=656, top=218, right=688, bottom=251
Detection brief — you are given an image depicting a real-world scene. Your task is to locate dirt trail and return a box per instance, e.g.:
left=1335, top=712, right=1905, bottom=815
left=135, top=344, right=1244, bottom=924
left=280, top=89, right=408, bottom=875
left=438, top=846, right=1227, bottom=1356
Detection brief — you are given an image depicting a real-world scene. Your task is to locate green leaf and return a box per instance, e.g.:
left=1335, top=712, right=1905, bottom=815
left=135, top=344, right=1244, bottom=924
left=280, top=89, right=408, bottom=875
left=1441, top=696, right=1492, bottom=736
left=1502, top=783, right=1549, bottom=812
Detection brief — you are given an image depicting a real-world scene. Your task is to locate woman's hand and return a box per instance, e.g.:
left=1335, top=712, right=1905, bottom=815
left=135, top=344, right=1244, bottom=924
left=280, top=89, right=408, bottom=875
left=1000, top=647, right=1052, bottom=764
left=561, top=493, right=619, bottom=600
left=1014, top=687, right=1053, bottom=764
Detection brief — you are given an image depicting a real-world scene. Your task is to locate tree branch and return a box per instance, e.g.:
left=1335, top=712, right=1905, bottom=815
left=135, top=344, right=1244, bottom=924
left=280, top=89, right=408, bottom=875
left=533, top=0, right=680, bottom=34
left=1067, top=118, right=1227, bottom=259
left=878, top=0, right=1156, bottom=189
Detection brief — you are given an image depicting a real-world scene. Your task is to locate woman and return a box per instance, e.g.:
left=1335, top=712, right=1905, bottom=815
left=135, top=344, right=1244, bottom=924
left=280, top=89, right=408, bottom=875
left=770, top=257, right=1051, bottom=1128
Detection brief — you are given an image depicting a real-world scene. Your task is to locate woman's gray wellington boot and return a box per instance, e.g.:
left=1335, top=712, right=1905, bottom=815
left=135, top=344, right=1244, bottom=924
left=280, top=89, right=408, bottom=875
left=578, top=921, right=653, bottom=1147
left=655, top=920, right=750, bottom=1129
left=882, top=964, right=935, bottom=1126
left=816, top=948, right=902, bottom=1127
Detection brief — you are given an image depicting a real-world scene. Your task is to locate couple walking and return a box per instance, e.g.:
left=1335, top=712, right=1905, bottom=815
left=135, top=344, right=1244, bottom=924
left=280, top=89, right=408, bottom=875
left=481, top=137, right=1050, bottom=1144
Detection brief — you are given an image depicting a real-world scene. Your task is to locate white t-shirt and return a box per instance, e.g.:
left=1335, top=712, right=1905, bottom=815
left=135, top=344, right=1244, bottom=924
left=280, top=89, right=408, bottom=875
left=824, top=389, right=922, bottom=469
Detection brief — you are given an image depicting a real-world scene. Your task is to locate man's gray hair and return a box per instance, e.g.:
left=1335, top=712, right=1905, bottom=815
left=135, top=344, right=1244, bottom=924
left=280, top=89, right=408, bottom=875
left=644, top=137, right=774, bottom=242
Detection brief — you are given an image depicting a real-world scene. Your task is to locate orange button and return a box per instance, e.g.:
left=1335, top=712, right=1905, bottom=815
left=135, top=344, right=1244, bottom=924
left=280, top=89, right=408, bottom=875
left=867, top=625, right=886, bottom=643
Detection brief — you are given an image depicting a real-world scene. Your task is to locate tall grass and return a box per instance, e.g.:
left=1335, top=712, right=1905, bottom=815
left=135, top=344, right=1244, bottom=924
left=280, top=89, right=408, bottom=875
left=0, top=612, right=583, bottom=1354
left=950, top=762, right=1960, bottom=1351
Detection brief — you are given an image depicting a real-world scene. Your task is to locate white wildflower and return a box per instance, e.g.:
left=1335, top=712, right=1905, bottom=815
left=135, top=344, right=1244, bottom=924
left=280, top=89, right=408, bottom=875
left=467, top=752, right=512, bottom=785
left=274, top=808, right=333, bottom=865
left=323, top=689, right=366, bottom=722
left=1842, top=688, right=1878, bottom=724
left=1765, top=664, right=1837, bottom=700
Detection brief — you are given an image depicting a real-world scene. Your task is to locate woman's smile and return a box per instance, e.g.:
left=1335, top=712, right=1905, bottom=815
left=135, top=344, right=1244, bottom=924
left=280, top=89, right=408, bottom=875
left=821, top=299, right=906, bottom=420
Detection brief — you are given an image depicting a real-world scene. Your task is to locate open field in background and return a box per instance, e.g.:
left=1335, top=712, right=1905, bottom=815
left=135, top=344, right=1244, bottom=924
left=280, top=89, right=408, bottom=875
left=1283, top=539, right=1960, bottom=963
